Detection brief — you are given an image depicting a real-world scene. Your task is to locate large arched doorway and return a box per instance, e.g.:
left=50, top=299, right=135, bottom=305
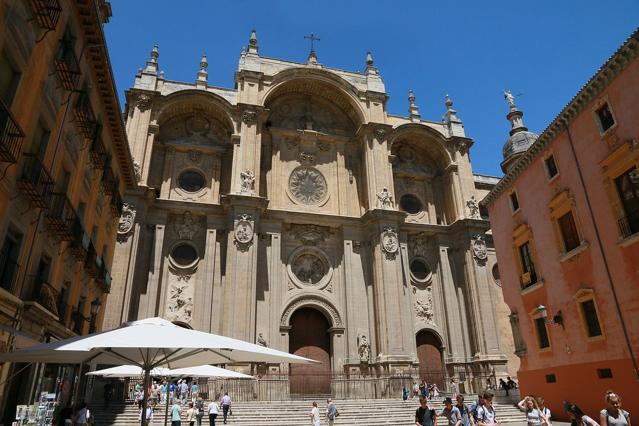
left=289, top=307, right=332, bottom=395
left=416, top=330, right=445, bottom=387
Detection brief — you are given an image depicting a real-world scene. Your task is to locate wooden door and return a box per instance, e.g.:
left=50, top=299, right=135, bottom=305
left=289, top=308, right=331, bottom=395
left=416, top=330, right=444, bottom=386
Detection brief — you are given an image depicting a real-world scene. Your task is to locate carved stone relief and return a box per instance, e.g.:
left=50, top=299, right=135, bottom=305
left=298, top=152, right=316, bottom=166
left=414, top=286, right=435, bottom=325
left=136, top=93, right=152, bottom=112
left=280, top=297, right=343, bottom=328
left=357, top=334, right=371, bottom=362
left=257, top=333, right=268, bottom=347
left=288, top=166, right=328, bottom=205
left=287, top=246, right=332, bottom=289
left=240, top=170, right=255, bottom=195
left=165, top=279, right=194, bottom=324
left=117, top=203, right=136, bottom=243
left=268, top=98, right=355, bottom=136
left=290, top=224, right=331, bottom=245
left=466, top=196, right=480, bottom=219
left=471, top=234, right=488, bottom=266
left=176, top=211, right=199, bottom=240
left=376, top=187, right=394, bottom=209
left=234, top=214, right=254, bottom=251
left=241, top=109, right=258, bottom=125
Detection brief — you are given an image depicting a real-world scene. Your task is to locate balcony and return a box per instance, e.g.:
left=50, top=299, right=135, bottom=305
left=45, top=193, right=79, bottom=241
left=67, top=219, right=87, bottom=261
left=89, top=132, right=107, bottom=169
left=54, top=40, right=81, bottom=91
left=95, top=262, right=112, bottom=293
left=0, top=249, right=20, bottom=294
left=71, top=310, right=88, bottom=335
left=17, top=153, right=54, bottom=209
left=618, top=210, right=639, bottom=239
left=27, top=279, right=59, bottom=317
left=73, top=91, right=96, bottom=140
left=84, top=242, right=98, bottom=278
left=0, top=98, right=25, bottom=163
left=101, top=167, right=118, bottom=197
left=29, top=0, right=62, bottom=31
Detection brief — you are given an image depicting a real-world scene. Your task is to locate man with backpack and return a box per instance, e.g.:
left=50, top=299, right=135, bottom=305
left=326, top=398, right=339, bottom=425
left=415, top=396, right=437, bottom=426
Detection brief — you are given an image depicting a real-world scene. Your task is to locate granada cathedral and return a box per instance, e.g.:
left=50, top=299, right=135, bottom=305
left=105, top=30, right=518, bottom=396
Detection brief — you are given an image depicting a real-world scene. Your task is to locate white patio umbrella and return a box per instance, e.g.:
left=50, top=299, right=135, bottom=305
left=166, top=364, right=253, bottom=379
left=87, top=365, right=171, bottom=378
left=0, top=317, right=314, bottom=422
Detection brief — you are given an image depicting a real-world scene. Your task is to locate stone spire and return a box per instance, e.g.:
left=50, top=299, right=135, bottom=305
left=408, top=90, right=421, bottom=122
left=144, top=44, right=159, bottom=74
left=196, top=54, right=208, bottom=88
left=500, top=90, right=539, bottom=173
left=365, top=51, right=378, bottom=75
left=247, top=29, right=259, bottom=54
left=443, top=94, right=461, bottom=123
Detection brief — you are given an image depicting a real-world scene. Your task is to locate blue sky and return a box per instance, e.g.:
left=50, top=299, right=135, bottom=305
left=104, top=1, right=638, bottom=177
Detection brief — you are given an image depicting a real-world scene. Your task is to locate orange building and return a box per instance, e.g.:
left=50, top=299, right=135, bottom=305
left=483, top=30, right=639, bottom=418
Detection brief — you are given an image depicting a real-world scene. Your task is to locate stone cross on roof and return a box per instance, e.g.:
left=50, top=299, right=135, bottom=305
left=304, top=33, right=320, bottom=65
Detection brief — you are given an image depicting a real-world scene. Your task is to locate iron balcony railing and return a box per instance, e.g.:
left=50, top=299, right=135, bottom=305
left=29, top=0, right=62, bottom=31
left=73, top=90, right=96, bottom=140
left=45, top=192, right=79, bottom=241
left=95, top=262, right=112, bottom=293
left=101, top=167, right=118, bottom=197
left=0, top=249, right=20, bottom=294
left=67, top=219, right=87, bottom=261
left=17, top=153, right=54, bottom=209
left=89, top=131, right=107, bottom=169
left=618, top=210, right=639, bottom=239
left=0, top=97, right=25, bottom=163
left=84, top=241, right=98, bottom=278
left=27, top=279, right=60, bottom=317
left=54, top=39, right=81, bottom=91
left=72, top=310, right=88, bottom=335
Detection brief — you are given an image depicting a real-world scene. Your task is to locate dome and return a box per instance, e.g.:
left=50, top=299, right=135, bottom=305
left=502, top=130, right=538, bottom=160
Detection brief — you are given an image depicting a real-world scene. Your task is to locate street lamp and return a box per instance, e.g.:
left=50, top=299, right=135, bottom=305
left=536, top=304, right=563, bottom=327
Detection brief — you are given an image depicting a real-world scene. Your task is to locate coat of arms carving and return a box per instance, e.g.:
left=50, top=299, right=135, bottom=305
left=471, top=234, right=488, bottom=265
left=234, top=214, right=254, bottom=251
left=381, top=227, right=399, bottom=259
left=117, top=203, right=136, bottom=242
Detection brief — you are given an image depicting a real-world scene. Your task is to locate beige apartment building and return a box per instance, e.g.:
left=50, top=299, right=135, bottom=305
left=106, top=31, right=518, bottom=398
left=0, top=0, right=134, bottom=421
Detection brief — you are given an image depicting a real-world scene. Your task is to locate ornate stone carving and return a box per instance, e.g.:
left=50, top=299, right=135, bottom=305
left=288, top=166, right=327, bottom=205
left=268, top=98, right=355, bottom=136
left=292, top=253, right=327, bottom=285
left=117, top=203, right=136, bottom=242
left=136, top=93, right=152, bottom=112
left=281, top=297, right=343, bottom=328
left=374, top=128, right=386, bottom=141
left=290, top=224, right=330, bottom=245
left=186, top=114, right=211, bottom=136
left=471, top=234, right=488, bottom=265
left=456, top=139, right=471, bottom=155
left=358, top=334, right=371, bottom=362
left=415, top=287, right=434, bottom=324
left=318, top=142, right=330, bottom=152
left=381, top=227, right=399, bottom=259
left=234, top=214, right=254, bottom=251
left=466, top=196, right=480, bottom=219
left=133, top=161, right=141, bottom=182
left=176, top=211, right=198, bottom=240
left=376, top=187, right=393, bottom=209
left=188, top=150, right=201, bottom=163
left=257, top=333, right=268, bottom=347
left=240, top=170, right=255, bottom=195
left=166, top=281, right=193, bottom=324
left=298, top=152, right=316, bottom=166
left=241, top=109, right=258, bottom=125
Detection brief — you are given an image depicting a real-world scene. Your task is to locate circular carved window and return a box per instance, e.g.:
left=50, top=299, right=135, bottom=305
left=170, top=243, right=198, bottom=267
left=178, top=170, right=205, bottom=193
left=492, top=263, right=501, bottom=286
left=400, top=194, right=422, bottom=215
left=287, top=247, right=333, bottom=289
left=288, top=166, right=327, bottom=205
left=410, top=258, right=432, bottom=283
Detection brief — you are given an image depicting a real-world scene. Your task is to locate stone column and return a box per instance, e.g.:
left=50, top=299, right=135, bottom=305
left=364, top=210, right=413, bottom=371
left=140, top=123, right=158, bottom=186
left=438, top=245, right=465, bottom=363
left=221, top=195, right=268, bottom=341
left=160, top=146, right=175, bottom=198
left=194, top=217, right=218, bottom=332
left=141, top=222, right=165, bottom=318
left=231, top=105, right=263, bottom=195
left=360, top=125, right=394, bottom=210
left=424, top=178, right=437, bottom=224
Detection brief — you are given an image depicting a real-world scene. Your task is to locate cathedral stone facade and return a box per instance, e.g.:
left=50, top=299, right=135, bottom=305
left=105, top=31, right=517, bottom=396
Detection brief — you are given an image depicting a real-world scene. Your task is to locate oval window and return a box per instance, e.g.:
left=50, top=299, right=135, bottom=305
left=178, top=170, right=205, bottom=192
left=410, top=258, right=431, bottom=281
left=400, top=194, right=422, bottom=215
left=171, top=244, right=198, bottom=266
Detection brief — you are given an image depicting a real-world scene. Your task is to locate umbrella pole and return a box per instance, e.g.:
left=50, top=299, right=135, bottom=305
left=71, top=361, right=84, bottom=407
left=164, top=375, right=171, bottom=426
left=141, top=367, right=151, bottom=423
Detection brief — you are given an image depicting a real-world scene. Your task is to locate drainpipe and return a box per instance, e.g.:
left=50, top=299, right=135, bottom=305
left=564, top=124, right=639, bottom=382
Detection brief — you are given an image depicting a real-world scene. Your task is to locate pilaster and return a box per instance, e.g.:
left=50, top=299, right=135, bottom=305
left=142, top=221, right=165, bottom=318
left=360, top=124, right=394, bottom=210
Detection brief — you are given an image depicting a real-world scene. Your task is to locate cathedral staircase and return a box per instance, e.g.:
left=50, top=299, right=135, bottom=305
left=90, top=396, right=528, bottom=425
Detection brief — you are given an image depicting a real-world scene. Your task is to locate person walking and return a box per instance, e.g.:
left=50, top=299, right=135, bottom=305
left=191, top=382, right=199, bottom=402
left=456, top=395, right=475, bottom=426
left=536, top=397, right=551, bottom=426
left=207, top=399, right=219, bottom=426
left=600, top=391, right=630, bottom=426
left=476, top=392, right=498, bottom=426
left=310, top=401, right=321, bottom=426
left=139, top=406, right=154, bottom=426
left=186, top=402, right=197, bottom=426
left=413, top=382, right=420, bottom=399
left=440, top=397, right=462, bottom=426
left=499, top=379, right=509, bottom=396
left=415, top=396, right=437, bottom=426
left=171, top=401, right=182, bottom=426
left=195, top=396, right=205, bottom=426
left=470, top=394, right=485, bottom=424
left=450, top=379, right=459, bottom=399
left=220, top=392, right=231, bottom=424
left=72, top=402, right=90, bottom=426
left=517, top=396, right=547, bottom=426
left=403, top=386, right=409, bottom=402
left=565, top=402, right=599, bottom=426
left=180, top=380, right=189, bottom=404
left=326, top=398, right=338, bottom=425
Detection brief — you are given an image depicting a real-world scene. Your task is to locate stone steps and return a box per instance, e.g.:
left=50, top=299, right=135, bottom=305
left=91, top=397, right=527, bottom=426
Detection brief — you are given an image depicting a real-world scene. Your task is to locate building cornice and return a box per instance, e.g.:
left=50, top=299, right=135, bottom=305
left=482, top=29, right=639, bottom=206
